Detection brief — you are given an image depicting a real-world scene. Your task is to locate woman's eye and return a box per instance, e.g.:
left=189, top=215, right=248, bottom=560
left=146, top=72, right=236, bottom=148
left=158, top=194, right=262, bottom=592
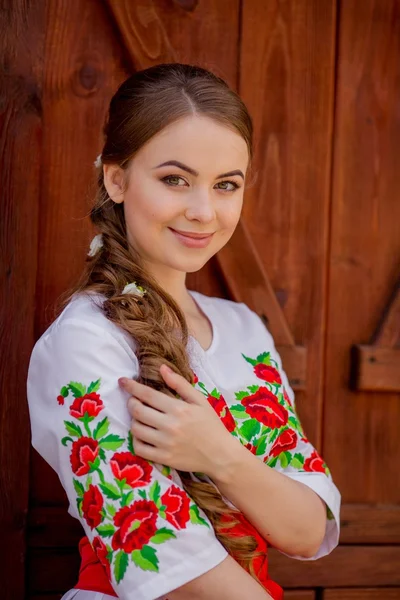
left=215, top=180, right=240, bottom=192
left=161, top=175, right=187, bottom=187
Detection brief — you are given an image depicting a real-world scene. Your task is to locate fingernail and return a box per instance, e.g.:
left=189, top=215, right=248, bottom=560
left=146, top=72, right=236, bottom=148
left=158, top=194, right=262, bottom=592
left=118, top=377, right=129, bottom=386
left=162, top=365, right=173, bottom=374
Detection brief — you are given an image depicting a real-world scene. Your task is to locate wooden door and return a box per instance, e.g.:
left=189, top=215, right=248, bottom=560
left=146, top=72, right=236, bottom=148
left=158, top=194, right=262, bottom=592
left=1, top=0, right=399, bottom=598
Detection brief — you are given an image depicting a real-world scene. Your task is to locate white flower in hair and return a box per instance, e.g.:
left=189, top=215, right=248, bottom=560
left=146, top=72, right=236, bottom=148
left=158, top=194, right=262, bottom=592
left=122, top=282, right=146, bottom=297
left=88, top=233, right=103, bottom=256
left=94, top=154, right=102, bottom=168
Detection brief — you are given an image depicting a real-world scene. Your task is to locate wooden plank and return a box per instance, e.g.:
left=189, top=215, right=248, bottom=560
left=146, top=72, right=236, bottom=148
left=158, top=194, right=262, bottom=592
left=340, top=504, right=400, bottom=544
left=324, top=0, right=400, bottom=504
left=351, top=346, right=400, bottom=392
left=239, top=0, right=337, bottom=447
left=372, top=277, right=400, bottom=347
left=285, top=592, right=316, bottom=600
left=324, top=589, right=400, bottom=600
left=268, top=546, right=400, bottom=588
left=28, top=548, right=80, bottom=594
left=0, top=1, right=44, bottom=598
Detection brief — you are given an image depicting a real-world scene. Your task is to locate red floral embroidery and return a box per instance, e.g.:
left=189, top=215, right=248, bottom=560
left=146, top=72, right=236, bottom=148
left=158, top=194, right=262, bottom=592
left=283, top=388, right=293, bottom=407
left=70, top=392, right=104, bottom=419
left=304, top=450, right=326, bottom=473
left=241, top=387, right=288, bottom=429
left=57, top=395, right=65, bottom=405
left=112, top=500, right=158, bottom=553
left=245, top=442, right=257, bottom=455
left=70, top=437, right=99, bottom=476
left=110, top=452, right=152, bottom=488
left=161, top=485, right=190, bottom=530
left=254, top=364, right=282, bottom=385
left=92, top=536, right=112, bottom=579
left=207, top=394, right=236, bottom=433
left=82, top=484, right=104, bottom=528
left=269, top=429, right=297, bottom=456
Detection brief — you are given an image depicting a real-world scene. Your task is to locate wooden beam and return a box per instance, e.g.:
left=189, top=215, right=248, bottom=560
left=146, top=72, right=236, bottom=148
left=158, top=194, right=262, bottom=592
left=351, top=346, right=400, bottom=392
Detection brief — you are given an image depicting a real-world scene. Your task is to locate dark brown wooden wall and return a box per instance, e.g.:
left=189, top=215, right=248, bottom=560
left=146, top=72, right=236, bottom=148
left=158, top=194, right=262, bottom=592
left=1, top=1, right=399, bottom=599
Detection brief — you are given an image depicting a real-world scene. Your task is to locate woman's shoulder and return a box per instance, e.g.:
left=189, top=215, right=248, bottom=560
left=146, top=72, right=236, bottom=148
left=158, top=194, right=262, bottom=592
left=34, top=291, right=136, bottom=355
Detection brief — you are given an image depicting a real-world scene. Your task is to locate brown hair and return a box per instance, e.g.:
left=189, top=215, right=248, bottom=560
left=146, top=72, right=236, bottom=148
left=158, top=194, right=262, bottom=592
left=59, top=63, right=265, bottom=580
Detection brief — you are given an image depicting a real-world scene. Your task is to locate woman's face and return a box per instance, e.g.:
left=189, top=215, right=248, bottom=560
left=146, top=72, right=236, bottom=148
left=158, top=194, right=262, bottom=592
left=107, top=115, right=249, bottom=275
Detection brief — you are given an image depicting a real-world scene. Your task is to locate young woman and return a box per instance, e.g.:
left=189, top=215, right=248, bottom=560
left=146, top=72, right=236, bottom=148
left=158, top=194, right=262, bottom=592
left=27, top=63, right=341, bottom=600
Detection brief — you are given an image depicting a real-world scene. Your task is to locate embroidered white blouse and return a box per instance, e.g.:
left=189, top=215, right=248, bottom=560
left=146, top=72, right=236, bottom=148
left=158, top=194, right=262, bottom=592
left=27, top=290, right=341, bottom=600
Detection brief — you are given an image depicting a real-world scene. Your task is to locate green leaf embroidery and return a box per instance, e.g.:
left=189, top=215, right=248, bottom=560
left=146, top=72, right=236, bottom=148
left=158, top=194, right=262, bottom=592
left=293, top=453, right=305, bottom=465
left=291, top=457, right=304, bottom=469
left=87, top=378, right=101, bottom=394
left=150, top=527, right=177, bottom=544
left=256, top=351, right=271, bottom=365
left=86, top=475, right=92, bottom=489
left=210, top=388, right=220, bottom=399
left=230, top=403, right=245, bottom=412
left=239, top=419, right=261, bottom=441
left=255, top=436, right=268, bottom=456
left=76, top=497, right=83, bottom=517
left=99, top=447, right=107, bottom=462
left=93, top=417, right=109, bottom=440
left=73, top=479, right=85, bottom=497
left=121, top=491, right=134, bottom=507
left=128, top=431, right=135, bottom=455
left=60, top=385, right=69, bottom=397
left=160, top=465, right=171, bottom=478
left=98, top=434, right=124, bottom=451
left=68, top=381, right=87, bottom=398
left=99, top=482, right=121, bottom=500
left=189, top=505, right=210, bottom=528
left=269, top=428, right=280, bottom=444
left=230, top=409, right=247, bottom=420
left=138, top=489, right=147, bottom=500
left=235, top=390, right=250, bottom=401
left=131, top=545, right=159, bottom=572
left=149, top=480, right=161, bottom=505
left=278, top=451, right=292, bottom=468
left=247, top=384, right=260, bottom=393
left=64, top=421, right=83, bottom=438
left=242, top=353, right=258, bottom=366
left=61, top=436, right=73, bottom=446
left=114, top=550, right=129, bottom=583
left=327, top=506, right=335, bottom=520
left=96, top=524, right=116, bottom=537
left=106, top=503, right=117, bottom=518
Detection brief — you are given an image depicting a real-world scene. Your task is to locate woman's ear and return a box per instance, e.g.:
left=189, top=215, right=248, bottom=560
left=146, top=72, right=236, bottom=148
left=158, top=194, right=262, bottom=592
left=103, top=163, right=125, bottom=204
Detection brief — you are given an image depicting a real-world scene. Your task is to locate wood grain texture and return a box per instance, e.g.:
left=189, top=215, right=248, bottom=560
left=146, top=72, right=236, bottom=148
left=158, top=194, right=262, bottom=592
left=269, top=546, right=400, bottom=588
left=352, top=346, right=400, bottom=391
left=324, top=0, right=400, bottom=503
left=239, top=0, right=337, bottom=447
left=0, top=1, right=44, bottom=597
left=324, top=589, right=400, bottom=600
left=340, top=504, right=400, bottom=544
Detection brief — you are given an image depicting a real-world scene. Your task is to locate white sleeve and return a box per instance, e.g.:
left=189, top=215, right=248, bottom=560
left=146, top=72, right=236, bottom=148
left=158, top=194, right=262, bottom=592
left=27, top=318, right=228, bottom=600
left=244, top=306, right=341, bottom=561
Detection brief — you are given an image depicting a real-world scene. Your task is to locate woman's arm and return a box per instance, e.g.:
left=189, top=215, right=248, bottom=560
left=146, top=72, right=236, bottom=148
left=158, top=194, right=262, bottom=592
left=169, top=554, right=273, bottom=600
left=209, top=436, right=327, bottom=558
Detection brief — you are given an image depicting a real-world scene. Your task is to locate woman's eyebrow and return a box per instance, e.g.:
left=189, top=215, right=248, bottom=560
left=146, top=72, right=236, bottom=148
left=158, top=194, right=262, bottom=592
left=153, top=160, right=244, bottom=180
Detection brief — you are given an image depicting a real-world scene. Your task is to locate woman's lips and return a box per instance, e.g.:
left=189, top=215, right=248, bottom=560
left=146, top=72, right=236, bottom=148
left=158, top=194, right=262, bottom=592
left=168, top=228, right=214, bottom=248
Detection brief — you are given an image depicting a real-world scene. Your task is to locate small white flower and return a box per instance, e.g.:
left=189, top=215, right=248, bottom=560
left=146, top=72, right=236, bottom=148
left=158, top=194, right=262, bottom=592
left=88, top=233, right=103, bottom=257
left=122, top=282, right=146, bottom=297
left=94, top=154, right=102, bottom=168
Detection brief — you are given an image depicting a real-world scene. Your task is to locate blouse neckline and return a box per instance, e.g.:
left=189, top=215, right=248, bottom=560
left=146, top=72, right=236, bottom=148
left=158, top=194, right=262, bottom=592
left=187, top=289, right=219, bottom=355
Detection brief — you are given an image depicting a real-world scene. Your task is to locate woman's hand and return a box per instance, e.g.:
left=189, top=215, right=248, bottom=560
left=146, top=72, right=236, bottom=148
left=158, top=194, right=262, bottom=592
left=119, top=365, right=235, bottom=476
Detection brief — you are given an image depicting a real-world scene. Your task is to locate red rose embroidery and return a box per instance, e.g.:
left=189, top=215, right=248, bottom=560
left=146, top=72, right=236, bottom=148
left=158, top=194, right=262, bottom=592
left=161, top=485, right=190, bottom=529
left=70, top=437, right=99, bottom=476
left=112, top=500, right=158, bottom=553
left=192, top=371, right=199, bottom=384
left=70, top=392, right=104, bottom=419
left=92, top=536, right=111, bottom=579
left=110, top=452, right=152, bottom=488
left=207, top=394, right=236, bottom=433
left=241, top=387, right=288, bottom=429
left=254, top=364, right=282, bottom=385
left=269, top=429, right=297, bottom=457
left=304, top=450, right=326, bottom=473
left=57, top=395, right=65, bottom=405
left=82, top=484, right=104, bottom=529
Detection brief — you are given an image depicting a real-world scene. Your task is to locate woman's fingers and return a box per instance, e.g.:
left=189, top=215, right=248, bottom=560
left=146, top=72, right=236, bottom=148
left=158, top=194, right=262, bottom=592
left=128, top=397, right=165, bottom=428
left=120, top=378, right=176, bottom=412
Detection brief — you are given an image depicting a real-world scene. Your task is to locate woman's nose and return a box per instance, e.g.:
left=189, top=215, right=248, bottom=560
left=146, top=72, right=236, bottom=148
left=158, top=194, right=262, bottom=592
left=184, top=190, right=216, bottom=222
